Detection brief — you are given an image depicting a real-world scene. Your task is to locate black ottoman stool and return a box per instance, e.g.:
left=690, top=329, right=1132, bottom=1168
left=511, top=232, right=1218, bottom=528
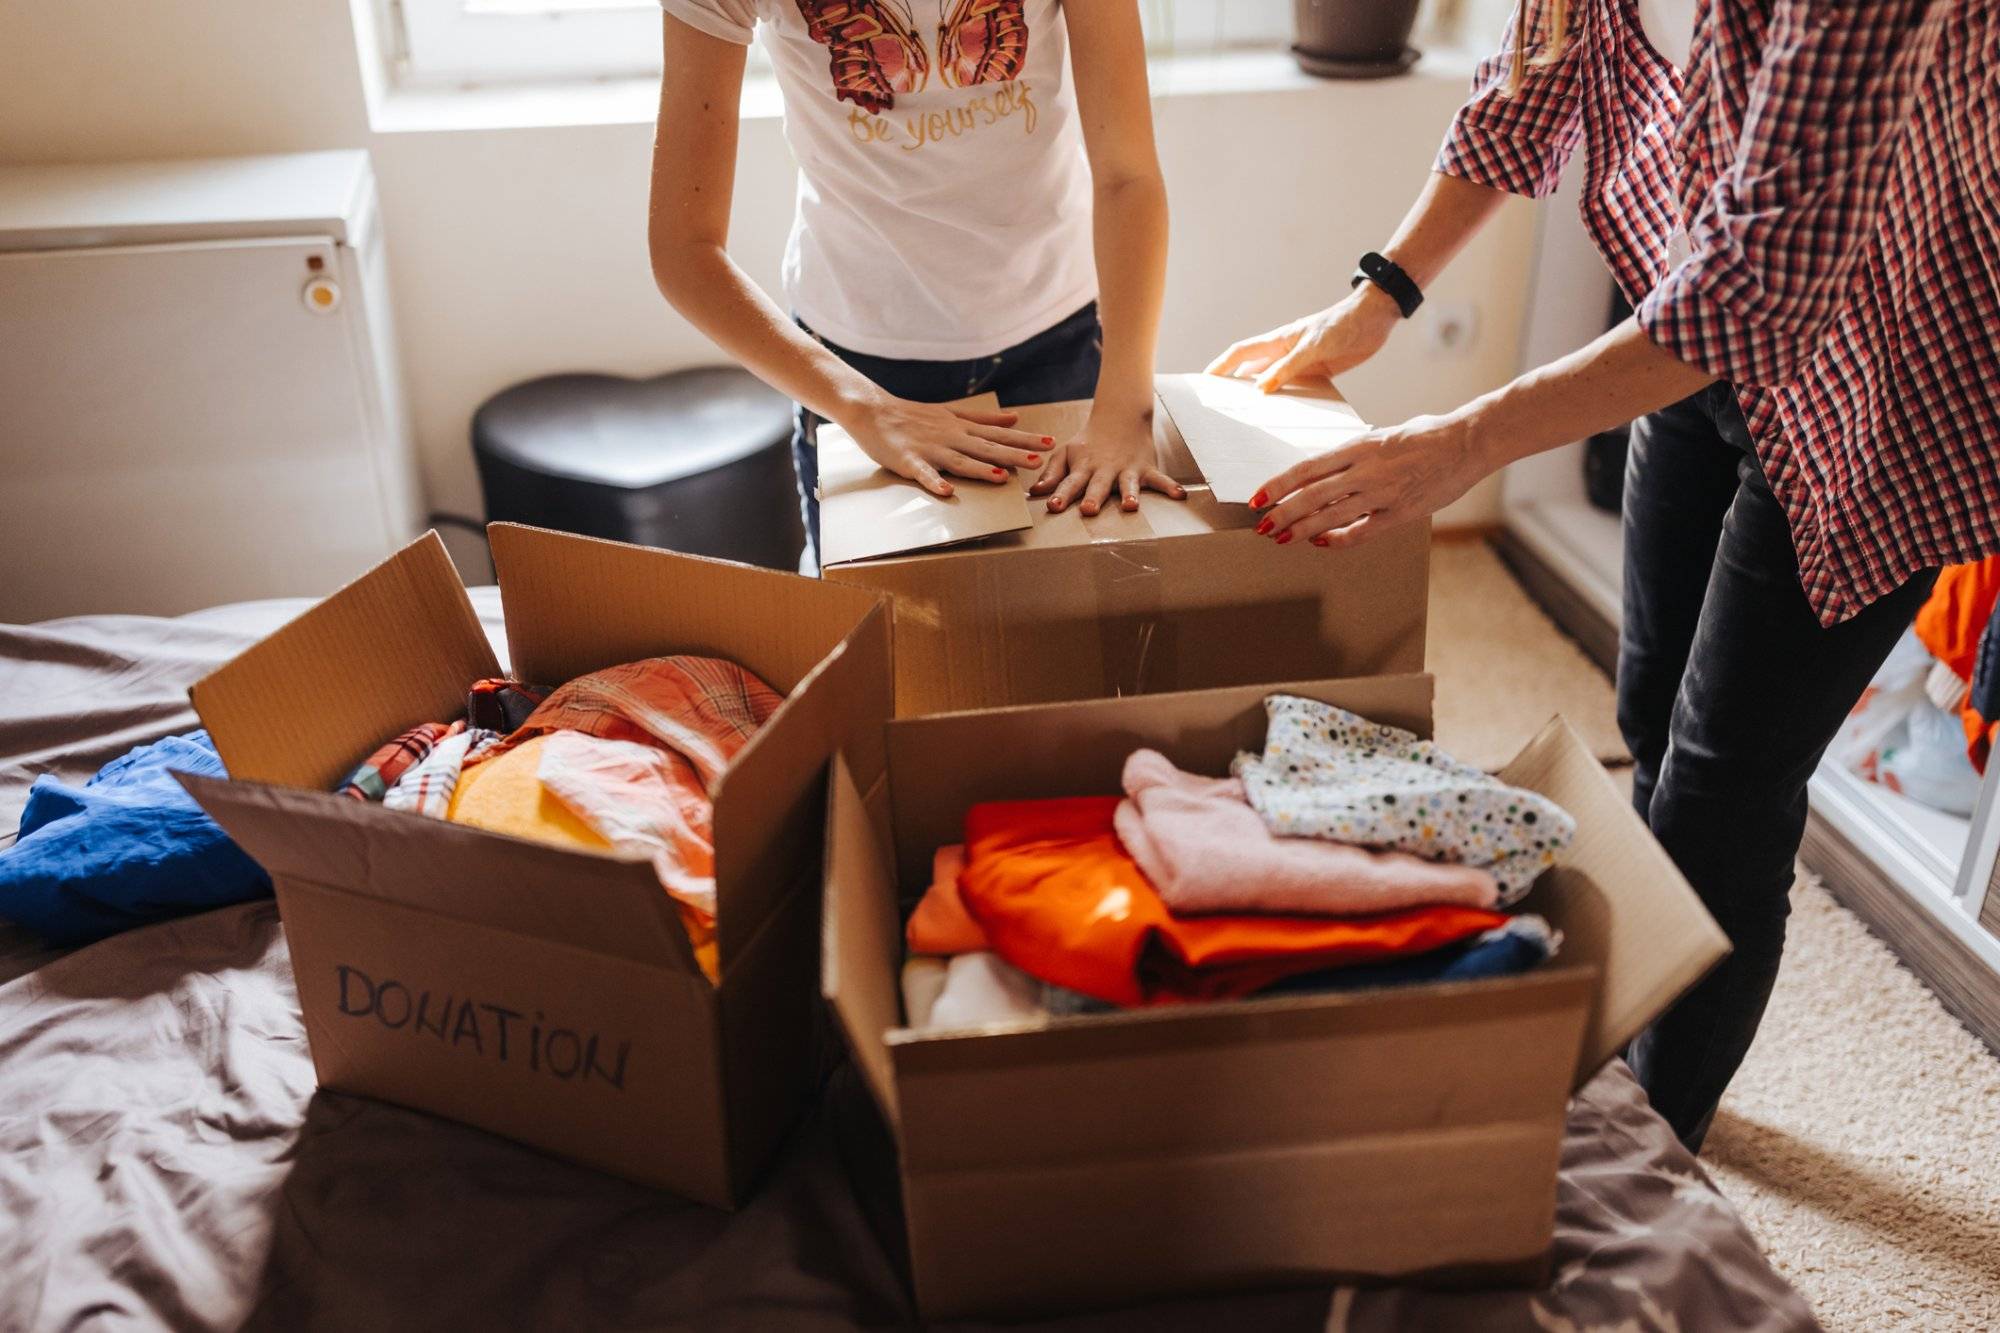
left=472, top=367, right=804, bottom=571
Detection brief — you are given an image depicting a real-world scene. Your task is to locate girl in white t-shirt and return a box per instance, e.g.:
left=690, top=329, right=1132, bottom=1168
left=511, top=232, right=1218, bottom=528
left=649, top=0, right=1178, bottom=568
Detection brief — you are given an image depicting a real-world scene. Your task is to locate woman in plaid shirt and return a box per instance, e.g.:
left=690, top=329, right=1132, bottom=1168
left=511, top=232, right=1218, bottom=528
left=1212, top=0, right=1997, bottom=1152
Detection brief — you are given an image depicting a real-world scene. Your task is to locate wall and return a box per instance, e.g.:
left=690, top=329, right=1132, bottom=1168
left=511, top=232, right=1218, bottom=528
left=0, top=1, right=1538, bottom=573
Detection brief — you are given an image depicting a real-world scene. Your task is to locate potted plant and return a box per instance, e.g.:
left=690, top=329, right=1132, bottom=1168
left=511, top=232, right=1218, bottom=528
left=1292, top=0, right=1424, bottom=78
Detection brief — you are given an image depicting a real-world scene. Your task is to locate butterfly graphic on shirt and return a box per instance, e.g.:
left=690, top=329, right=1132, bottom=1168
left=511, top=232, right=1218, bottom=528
left=794, top=0, right=1028, bottom=114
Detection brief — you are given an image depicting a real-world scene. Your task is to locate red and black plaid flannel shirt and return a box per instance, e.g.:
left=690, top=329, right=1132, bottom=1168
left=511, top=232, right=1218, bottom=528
left=1437, top=0, right=1999, bottom=625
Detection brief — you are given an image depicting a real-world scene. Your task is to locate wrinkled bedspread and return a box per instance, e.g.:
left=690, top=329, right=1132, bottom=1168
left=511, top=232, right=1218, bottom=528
left=0, top=596, right=1819, bottom=1331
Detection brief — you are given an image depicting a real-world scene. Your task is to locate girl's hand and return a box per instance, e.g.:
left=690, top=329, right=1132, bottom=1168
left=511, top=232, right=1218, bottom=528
left=1029, top=407, right=1186, bottom=515
left=1206, top=284, right=1401, bottom=393
left=846, top=396, right=1053, bottom=498
left=1252, top=410, right=1493, bottom=548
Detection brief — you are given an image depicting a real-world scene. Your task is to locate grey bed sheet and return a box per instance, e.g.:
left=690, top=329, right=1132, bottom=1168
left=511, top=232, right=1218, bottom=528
left=0, top=596, right=1820, bottom=1332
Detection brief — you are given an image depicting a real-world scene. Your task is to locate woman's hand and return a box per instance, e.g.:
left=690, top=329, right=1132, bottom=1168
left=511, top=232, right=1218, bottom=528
left=1206, top=284, right=1402, bottom=393
left=1252, top=410, right=1494, bottom=548
left=845, top=396, right=1053, bottom=498
left=1029, top=406, right=1186, bottom=515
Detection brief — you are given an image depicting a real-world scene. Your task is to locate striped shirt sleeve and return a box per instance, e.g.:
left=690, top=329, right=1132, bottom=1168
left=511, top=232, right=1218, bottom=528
left=1636, top=0, right=1947, bottom=385
left=1433, top=0, right=1590, bottom=200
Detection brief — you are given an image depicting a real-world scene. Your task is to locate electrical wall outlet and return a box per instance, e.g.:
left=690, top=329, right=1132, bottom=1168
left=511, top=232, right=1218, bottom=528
left=1425, top=300, right=1478, bottom=358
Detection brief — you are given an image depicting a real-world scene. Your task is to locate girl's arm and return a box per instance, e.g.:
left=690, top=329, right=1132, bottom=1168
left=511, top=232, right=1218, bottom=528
left=647, top=14, right=1050, bottom=498
left=1206, top=171, right=1510, bottom=391
left=1029, top=1, right=1181, bottom=516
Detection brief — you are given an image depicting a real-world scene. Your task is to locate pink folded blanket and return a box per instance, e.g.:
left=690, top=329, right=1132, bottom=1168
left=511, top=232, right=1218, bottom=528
left=1114, top=749, right=1499, bottom=916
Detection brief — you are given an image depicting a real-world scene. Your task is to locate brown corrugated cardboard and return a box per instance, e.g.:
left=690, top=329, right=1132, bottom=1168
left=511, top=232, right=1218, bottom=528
left=814, top=392, right=1035, bottom=565
left=185, top=526, right=893, bottom=1206
left=822, top=674, right=1728, bottom=1319
left=822, top=383, right=1429, bottom=717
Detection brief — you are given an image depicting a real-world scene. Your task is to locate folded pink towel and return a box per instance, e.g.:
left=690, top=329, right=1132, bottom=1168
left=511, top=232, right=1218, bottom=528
left=1115, top=749, right=1499, bottom=916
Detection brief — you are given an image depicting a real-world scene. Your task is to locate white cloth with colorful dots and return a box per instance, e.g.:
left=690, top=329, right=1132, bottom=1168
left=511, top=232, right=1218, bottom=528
left=1231, top=696, right=1576, bottom=905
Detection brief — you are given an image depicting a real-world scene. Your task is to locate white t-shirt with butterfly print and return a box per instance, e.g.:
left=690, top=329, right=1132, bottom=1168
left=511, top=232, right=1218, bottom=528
left=661, top=0, right=1097, bottom=360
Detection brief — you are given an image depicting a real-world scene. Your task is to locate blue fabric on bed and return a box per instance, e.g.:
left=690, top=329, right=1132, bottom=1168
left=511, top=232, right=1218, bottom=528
left=0, top=731, right=269, bottom=945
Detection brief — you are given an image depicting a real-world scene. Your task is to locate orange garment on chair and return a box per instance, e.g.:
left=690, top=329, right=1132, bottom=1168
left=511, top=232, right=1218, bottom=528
left=905, top=844, right=990, bottom=955
left=957, top=797, right=1511, bottom=1007
left=1913, top=556, right=2000, bottom=772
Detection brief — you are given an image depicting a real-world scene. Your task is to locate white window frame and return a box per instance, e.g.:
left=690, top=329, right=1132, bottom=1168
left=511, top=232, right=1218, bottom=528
left=382, top=0, right=1294, bottom=90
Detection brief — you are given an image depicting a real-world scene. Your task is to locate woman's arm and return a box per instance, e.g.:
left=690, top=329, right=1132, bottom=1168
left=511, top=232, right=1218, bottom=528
left=647, top=15, right=1049, bottom=497
left=1211, top=0, right=1585, bottom=392
left=1253, top=318, right=1714, bottom=546
left=1207, top=171, right=1511, bottom=390
left=1029, top=1, right=1181, bottom=515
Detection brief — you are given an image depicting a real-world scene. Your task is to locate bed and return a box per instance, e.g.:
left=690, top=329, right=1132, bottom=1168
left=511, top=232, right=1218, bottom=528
left=0, top=593, right=1820, bottom=1331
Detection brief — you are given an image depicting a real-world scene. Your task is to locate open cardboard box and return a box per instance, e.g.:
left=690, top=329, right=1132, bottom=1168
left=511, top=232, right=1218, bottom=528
left=181, top=524, right=892, bottom=1207
left=823, top=673, right=1730, bottom=1319
left=819, top=375, right=1428, bottom=717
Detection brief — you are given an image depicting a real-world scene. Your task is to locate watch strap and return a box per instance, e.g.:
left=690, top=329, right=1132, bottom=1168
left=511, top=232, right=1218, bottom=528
left=1350, top=251, right=1424, bottom=318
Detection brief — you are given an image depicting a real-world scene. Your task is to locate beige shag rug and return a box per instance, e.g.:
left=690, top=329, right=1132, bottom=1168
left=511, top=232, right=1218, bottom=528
left=1430, top=538, right=2000, bottom=1332
left=1426, top=538, right=1629, bottom=772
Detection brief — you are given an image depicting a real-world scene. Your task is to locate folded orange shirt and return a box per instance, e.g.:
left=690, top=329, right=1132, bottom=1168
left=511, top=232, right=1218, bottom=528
left=958, top=797, right=1511, bottom=1007
left=906, top=844, right=990, bottom=955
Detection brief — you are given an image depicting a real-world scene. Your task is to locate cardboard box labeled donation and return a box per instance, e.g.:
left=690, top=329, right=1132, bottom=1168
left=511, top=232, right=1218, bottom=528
left=183, top=525, right=892, bottom=1206
left=823, top=674, right=1730, bottom=1320
left=818, top=375, right=1427, bottom=717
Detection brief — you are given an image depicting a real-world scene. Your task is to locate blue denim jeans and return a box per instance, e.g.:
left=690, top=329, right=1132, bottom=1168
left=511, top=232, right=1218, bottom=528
left=1618, top=383, right=1937, bottom=1152
left=790, top=302, right=1103, bottom=573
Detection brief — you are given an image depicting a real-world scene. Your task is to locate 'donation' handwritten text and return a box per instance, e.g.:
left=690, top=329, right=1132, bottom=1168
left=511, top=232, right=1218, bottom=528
left=333, top=964, right=630, bottom=1091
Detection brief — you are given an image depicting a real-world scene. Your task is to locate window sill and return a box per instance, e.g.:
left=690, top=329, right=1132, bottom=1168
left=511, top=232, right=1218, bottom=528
left=367, top=47, right=1486, bottom=137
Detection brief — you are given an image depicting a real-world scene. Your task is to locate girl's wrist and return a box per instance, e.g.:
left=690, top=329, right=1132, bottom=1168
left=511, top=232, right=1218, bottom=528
left=829, top=376, right=892, bottom=423
left=1089, top=375, right=1156, bottom=423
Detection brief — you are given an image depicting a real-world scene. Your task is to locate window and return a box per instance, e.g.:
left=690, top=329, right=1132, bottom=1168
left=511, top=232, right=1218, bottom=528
left=384, top=0, right=1295, bottom=89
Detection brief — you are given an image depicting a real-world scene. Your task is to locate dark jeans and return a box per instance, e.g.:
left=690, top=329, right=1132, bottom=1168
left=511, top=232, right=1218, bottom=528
left=790, top=302, right=1103, bottom=573
left=1619, top=383, right=1937, bottom=1152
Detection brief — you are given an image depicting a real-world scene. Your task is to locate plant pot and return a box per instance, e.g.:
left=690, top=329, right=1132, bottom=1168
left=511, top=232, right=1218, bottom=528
left=1293, top=0, right=1423, bottom=79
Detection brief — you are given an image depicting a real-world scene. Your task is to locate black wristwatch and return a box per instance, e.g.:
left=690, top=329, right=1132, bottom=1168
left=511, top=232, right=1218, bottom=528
left=1351, top=251, right=1424, bottom=318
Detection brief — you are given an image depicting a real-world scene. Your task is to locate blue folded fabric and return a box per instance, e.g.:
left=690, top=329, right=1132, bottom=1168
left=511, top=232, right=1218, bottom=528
left=0, top=731, right=270, bottom=946
left=1972, top=605, right=2000, bottom=729
left=1257, top=915, right=1559, bottom=999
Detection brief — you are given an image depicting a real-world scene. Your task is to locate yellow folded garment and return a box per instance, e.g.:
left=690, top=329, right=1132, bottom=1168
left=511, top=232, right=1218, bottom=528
left=450, top=736, right=719, bottom=982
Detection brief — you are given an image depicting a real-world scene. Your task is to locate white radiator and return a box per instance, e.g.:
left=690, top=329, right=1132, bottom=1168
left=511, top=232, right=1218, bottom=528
left=0, top=150, right=421, bottom=621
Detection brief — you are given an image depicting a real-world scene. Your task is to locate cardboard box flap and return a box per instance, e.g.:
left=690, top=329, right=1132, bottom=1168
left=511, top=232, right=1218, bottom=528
left=815, top=392, right=1029, bottom=566
left=819, top=394, right=1211, bottom=568
left=709, top=600, right=894, bottom=966
left=1498, top=718, right=1731, bottom=1082
left=486, top=522, right=881, bottom=696
left=821, top=754, right=901, bottom=1125
left=181, top=773, right=702, bottom=975
left=1155, top=373, right=1369, bottom=505
left=191, top=532, right=499, bottom=792
left=883, top=674, right=1435, bottom=892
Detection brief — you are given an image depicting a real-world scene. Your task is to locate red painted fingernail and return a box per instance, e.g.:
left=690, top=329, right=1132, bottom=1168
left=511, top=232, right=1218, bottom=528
left=1027, top=454, right=1041, bottom=464
left=1041, top=436, right=1054, bottom=445
left=1255, top=518, right=1274, bottom=536
left=1312, top=534, right=1330, bottom=547
left=992, top=468, right=1007, bottom=478
left=1251, top=489, right=1270, bottom=508
left=1050, top=499, right=1064, bottom=511
left=1275, top=531, right=1294, bottom=546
